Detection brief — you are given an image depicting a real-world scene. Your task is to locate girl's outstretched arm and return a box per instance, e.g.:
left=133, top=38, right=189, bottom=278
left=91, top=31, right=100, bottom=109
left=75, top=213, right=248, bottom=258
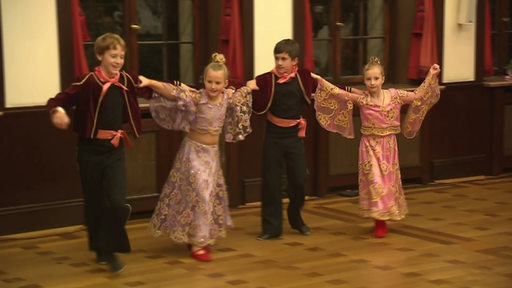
left=401, top=63, right=441, bottom=138
left=427, top=64, right=441, bottom=78
left=138, top=75, right=183, bottom=100
left=311, top=72, right=364, bottom=96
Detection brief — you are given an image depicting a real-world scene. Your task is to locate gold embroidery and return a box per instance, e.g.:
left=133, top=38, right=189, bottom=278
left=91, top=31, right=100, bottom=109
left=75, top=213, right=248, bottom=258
left=360, top=126, right=400, bottom=135
left=315, top=84, right=354, bottom=129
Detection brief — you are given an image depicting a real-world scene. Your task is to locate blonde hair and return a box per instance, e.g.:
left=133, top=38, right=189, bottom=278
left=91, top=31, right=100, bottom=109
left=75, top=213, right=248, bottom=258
left=94, top=33, right=126, bottom=56
left=363, top=56, right=385, bottom=76
left=204, top=53, right=229, bottom=80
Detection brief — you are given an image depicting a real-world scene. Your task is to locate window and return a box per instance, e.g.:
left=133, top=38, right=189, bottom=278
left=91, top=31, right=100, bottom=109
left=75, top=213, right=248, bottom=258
left=80, top=0, right=195, bottom=83
left=490, top=0, right=511, bottom=75
left=311, top=0, right=388, bottom=84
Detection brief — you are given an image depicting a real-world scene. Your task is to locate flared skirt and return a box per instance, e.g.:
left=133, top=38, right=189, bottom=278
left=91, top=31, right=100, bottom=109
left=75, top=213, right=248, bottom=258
left=149, top=137, right=233, bottom=246
left=358, top=134, right=408, bottom=220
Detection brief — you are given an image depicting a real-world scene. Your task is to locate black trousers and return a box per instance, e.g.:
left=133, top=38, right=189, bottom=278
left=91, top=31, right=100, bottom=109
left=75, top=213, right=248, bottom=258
left=261, top=132, right=307, bottom=235
left=77, top=138, right=131, bottom=255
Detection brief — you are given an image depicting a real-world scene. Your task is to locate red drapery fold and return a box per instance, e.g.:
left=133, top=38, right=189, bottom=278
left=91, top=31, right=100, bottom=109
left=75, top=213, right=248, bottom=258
left=407, top=0, right=424, bottom=80
left=220, top=0, right=245, bottom=88
left=418, top=0, right=438, bottom=78
left=408, top=0, right=438, bottom=80
left=484, top=0, right=494, bottom=77
left=71, top=0, right=90, bottom=78
left=303, top=0, right=315, bottom=72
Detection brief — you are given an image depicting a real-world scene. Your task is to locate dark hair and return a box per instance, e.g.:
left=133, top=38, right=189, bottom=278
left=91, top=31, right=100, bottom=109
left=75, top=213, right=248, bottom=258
left=273, top=39, right=300, bottom=59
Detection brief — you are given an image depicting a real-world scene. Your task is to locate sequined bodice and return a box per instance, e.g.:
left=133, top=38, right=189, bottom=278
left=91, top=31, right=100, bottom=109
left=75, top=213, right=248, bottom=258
left=191, top=91, right=227, bottom=135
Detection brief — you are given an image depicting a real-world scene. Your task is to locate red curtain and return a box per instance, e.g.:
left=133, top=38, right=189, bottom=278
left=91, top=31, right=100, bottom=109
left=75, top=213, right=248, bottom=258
left=408, top=0, right=438, bottom=79
left=484, top=0, right=494, bottom=77
left=418, top=0, right=438, bottom=78
left=303, top=0, right=315, bottom=72
left=407, top=0, right=424, bottom=80
left=220, top=0, right=245, bottom=88
left=71, top=0, right=90, bottom=78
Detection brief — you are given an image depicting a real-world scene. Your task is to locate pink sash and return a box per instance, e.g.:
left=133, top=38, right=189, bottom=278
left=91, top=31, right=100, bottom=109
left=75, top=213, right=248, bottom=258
left=267, top=112, right=306, bottom=138
left=96, top=129, right=133, bottom=148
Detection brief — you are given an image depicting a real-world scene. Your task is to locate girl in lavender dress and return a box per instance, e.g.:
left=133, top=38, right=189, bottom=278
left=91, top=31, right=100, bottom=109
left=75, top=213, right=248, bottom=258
left=313, top=57, right=441, bottom=238
left=138, top=53, right=254, bottom=261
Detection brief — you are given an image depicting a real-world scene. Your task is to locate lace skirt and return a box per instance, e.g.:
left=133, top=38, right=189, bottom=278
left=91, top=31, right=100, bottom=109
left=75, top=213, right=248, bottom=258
left=358, top=134, right=408, bottom=221
left=149, top=137, right=233, bottom=246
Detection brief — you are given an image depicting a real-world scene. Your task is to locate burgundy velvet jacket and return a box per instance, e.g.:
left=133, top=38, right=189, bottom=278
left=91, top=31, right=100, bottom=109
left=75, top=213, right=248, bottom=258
left=47, top=71, right=152, bottom=139
left=252, top=68, right=318, bottom=114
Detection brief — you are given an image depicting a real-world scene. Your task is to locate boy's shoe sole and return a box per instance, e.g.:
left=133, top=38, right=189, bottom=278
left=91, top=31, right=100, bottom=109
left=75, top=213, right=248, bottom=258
left=124, top=203, right=132, bottom=224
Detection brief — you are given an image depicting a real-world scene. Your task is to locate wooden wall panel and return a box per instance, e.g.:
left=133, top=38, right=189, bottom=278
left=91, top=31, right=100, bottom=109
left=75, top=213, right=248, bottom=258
left=427, top=84, right=492, bottom=179
left=0, top=110, right=173, bottom=235
left=504, top=106, right=512, bottom=158
left=484, top=80, right=512, bottom=174
left=0, top=110, right=82, bottom=234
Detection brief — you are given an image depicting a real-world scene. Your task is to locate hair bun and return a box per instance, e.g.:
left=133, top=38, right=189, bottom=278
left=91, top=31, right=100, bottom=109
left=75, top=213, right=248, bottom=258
left=211, top=53, right=226, bottom=65
left=368, top=56, right=381, bottom=65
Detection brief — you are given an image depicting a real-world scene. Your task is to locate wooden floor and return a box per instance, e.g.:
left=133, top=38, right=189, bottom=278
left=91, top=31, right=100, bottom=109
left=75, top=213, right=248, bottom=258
left=1, top=174, right=512, bottom=288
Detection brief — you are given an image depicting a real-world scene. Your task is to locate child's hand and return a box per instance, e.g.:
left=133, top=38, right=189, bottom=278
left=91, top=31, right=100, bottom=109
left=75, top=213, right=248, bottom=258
left=429, top=64, right=441, bottom=77
left=138, top=75, right=151, bottom=87
left=246, top=79, right=259, bottom=90
left=224, top=87, right=234, bottom=98
left=310, top=72, right=321, bottom=79
left=50, top=109, right=70, bottom=130
left=180, top=82, right=198, bottom=93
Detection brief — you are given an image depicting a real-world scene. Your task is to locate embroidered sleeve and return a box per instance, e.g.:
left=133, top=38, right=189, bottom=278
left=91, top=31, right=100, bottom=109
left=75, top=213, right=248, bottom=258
left=224, top=86, right=253, bottom=142
left=313, top=78, right=356, bottom=139
left=148, top=83, right=201, bottom=132
left=400, top=75, right=441, bottom=138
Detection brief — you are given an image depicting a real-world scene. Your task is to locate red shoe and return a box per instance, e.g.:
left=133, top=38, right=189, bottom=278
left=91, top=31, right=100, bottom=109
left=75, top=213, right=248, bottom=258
left=190, top=247, right=212, bottom=262
left=373, top=219, right=388, bottom=238
left=187, top=244, right=211, bottom=253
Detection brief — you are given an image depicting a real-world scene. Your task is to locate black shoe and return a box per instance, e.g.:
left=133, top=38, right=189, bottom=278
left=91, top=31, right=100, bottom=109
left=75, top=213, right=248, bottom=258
left=338, top=190, right=359, bottom=197
left=256, top=233, right=281, bottom=241
left=123, top=203, right=132, bottom=224
left=293, top=225, right=311, bottom=235
left=96, top=252, right=108, bottom=265
left=107, top=254, right=125, bottom=274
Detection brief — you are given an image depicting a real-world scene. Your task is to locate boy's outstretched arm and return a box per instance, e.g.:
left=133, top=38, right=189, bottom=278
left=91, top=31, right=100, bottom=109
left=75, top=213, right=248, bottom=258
left=349, top=86, right=364, bottom=95
left=246, top=79, right=259, bottom=91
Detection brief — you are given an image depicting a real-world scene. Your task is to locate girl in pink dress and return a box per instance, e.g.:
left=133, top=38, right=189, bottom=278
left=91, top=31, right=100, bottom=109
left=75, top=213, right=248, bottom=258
left=313, top=57, right=441, bottom=238
left=139, top=53, right=254, bottom=261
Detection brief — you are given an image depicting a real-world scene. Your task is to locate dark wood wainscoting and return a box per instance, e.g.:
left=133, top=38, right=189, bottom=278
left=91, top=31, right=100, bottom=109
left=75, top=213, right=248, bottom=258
left=0, top=109, right=83, bottom=235
left=0, top=109, right=181, bottom=235
left=484, top=78, right=512, bottom=175
left=428, top=83, right=493, bottom=179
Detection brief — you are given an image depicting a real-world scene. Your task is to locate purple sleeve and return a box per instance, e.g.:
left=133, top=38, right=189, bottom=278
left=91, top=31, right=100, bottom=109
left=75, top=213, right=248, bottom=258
left=224, top=86, right=253, bottom=142
left=148, top=84, right=199, bottom=132
left=314, top=78, right=355, bottom=139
